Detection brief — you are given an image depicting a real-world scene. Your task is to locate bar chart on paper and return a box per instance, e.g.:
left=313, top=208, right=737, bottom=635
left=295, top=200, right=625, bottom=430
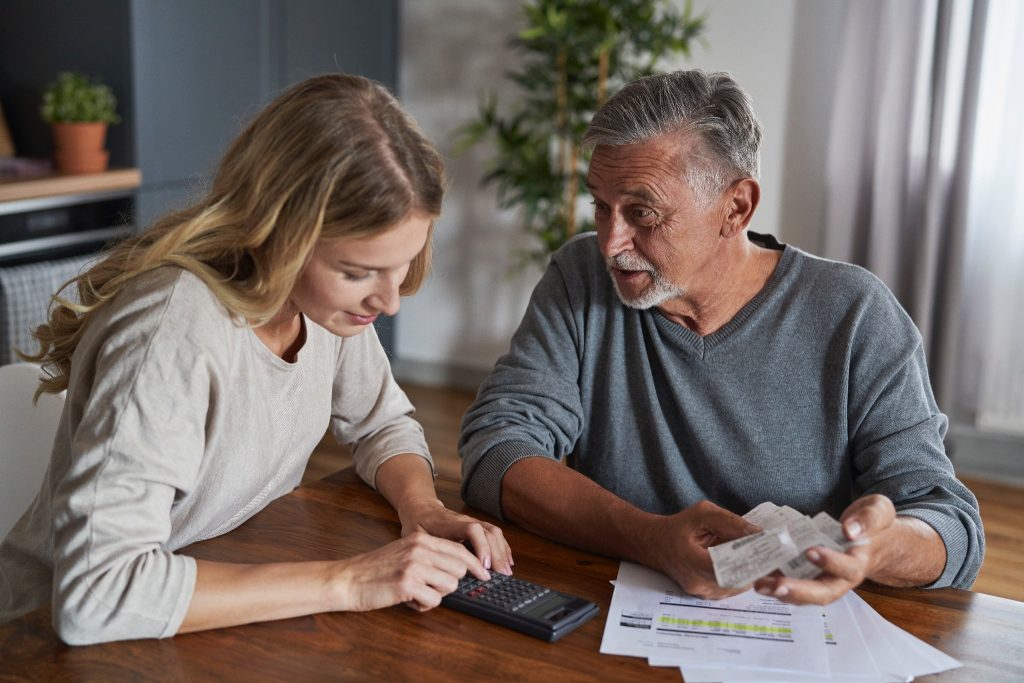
left=603, top=561, right=961, bottom=681
left=657, top=594, right=796, bottom=641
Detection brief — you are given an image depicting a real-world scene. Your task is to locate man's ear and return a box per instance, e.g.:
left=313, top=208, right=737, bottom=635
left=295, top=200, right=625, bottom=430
left=720, top=178, right=760, bottom=238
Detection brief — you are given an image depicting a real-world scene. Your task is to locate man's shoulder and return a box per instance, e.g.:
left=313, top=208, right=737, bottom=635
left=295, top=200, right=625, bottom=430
left=789, top=249, right=919, bottom=340
left=552, top=231, right=600, bottom=262
left=792, top=248, right=897, bottom=303
left=549, top=232, right=606, bottom=282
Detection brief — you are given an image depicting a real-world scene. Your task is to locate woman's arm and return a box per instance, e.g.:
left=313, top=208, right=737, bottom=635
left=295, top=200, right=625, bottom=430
left=179, top=455, right=509, bottom=634
left=179, top=528, right=486, bottom=633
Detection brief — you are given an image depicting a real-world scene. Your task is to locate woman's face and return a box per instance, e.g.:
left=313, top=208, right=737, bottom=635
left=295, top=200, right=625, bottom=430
left=290, top=212, right=432, bottom=338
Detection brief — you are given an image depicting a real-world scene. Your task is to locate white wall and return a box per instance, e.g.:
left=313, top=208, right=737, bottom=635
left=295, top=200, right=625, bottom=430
left=778, top=1, right=847, bottom=253
left=396, top=0, right=838, bottom=383
left=665, top=0, right=797, bottom=243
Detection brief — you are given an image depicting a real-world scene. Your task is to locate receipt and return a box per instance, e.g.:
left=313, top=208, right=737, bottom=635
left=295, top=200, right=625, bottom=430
left=709, top=503, right=863, bottom=588
left=709, top=527, right=798, bottom=588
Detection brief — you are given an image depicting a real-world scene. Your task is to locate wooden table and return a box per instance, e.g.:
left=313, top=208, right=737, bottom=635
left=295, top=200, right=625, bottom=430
left=2, top=468, right=1022, bottom=681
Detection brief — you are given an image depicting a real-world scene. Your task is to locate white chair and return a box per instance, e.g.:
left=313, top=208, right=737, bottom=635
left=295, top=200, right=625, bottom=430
left=0, top=363, right=65, bottom=539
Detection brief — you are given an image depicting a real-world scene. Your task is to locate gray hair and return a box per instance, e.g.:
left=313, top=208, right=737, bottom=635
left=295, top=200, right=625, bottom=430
left=582, top=70, right=763, bottom=207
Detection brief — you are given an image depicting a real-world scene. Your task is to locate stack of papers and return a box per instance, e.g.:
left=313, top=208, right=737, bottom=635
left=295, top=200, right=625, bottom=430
left=600, top=562, right=961, bottom=682
left=709, top=502, right=864, bottom=588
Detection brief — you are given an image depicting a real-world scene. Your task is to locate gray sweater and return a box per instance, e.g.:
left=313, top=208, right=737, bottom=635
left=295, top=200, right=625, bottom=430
left=460, top=232, right=984, bottom=589
left=0, top=268, right=430, bottom=643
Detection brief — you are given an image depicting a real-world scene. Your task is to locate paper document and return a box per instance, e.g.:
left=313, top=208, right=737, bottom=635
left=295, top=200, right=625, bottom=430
left=601, top=562, right=827, bottom=676
left=602, top=560, right=961, bottom=682
left=652, top=595, right=894, bottom=682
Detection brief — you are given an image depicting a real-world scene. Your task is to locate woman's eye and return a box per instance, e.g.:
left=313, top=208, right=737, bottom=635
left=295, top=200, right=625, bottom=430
left=342, top=271, right=371, bottom=282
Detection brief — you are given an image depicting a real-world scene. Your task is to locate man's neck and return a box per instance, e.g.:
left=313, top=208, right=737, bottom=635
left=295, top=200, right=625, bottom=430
left=657, top=235, right=782, bottom=336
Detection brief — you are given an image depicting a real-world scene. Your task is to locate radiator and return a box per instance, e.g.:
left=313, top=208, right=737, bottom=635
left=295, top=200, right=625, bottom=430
left=0, top=253, right=96, bottom=365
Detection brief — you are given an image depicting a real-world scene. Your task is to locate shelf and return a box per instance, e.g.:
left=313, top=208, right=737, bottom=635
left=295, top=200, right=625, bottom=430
left=0, top=225, right=132, bottom=261
left=0, top=167, right=141, bottom=204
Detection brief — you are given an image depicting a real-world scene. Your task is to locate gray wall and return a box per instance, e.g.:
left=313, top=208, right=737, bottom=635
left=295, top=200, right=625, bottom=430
left=129, top=0, right=400, bottom=226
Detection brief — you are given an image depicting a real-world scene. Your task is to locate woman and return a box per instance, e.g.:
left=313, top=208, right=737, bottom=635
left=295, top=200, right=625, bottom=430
left=0, top=74, right=511, bottom=645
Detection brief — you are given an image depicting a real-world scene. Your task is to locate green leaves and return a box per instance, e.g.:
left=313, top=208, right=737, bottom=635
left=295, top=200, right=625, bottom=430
left=458, top=0, right=705, bottom=268
left=40, top=72, right=121, bottom=124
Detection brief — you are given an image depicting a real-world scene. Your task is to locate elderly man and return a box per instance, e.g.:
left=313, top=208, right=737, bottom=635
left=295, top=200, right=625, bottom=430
left=459, top=69, right=983, bottom=604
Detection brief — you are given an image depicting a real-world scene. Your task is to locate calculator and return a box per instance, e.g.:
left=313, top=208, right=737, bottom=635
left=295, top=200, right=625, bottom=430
left=441, top=572, right=600, bottom=642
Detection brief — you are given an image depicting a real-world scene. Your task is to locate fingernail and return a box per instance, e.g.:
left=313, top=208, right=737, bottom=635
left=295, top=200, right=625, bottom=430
left=807, top=549, right=821, bottom=563
left=774, top=585, right=789, bottom=598
left=756, top=586, right=772, bottom=595
left=846, top=521, right=863, bottom=539
left=484, top=556, right=491, bottom=570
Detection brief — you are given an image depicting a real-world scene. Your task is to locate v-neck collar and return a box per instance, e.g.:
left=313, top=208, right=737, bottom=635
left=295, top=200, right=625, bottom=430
left=651, top=233, right=793, bottom=357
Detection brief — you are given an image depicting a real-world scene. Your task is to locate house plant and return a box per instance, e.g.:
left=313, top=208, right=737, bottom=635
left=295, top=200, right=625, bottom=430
left=457, top=0, right=706, bottom=267
left=39, top=71, right=121, bottom=174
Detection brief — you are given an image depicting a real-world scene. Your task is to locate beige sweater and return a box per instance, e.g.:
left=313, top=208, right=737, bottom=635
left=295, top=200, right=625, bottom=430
left=0, top=268, right=430, bottom=644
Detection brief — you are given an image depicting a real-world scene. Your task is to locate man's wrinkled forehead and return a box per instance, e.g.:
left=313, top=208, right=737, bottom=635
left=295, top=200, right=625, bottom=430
left=586, top=135, right=694, bottom=197
left=588, top=131, right=699, bottom=170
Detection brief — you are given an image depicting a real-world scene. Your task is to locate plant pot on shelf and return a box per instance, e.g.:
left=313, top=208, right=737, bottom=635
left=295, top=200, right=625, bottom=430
left=51, top=122, right=109, bottom=174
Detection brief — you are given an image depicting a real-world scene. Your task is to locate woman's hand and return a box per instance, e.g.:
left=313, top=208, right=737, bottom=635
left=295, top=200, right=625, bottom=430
left=397, top=496, right=514, bottom=575
left=374, top=454, right=515, bottom=576
left=330, top=531, right=488, bottom=612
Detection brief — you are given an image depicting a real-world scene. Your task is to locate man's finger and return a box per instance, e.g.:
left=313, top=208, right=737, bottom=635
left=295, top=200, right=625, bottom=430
left=755, top=574, right=851, bottom=606
left=693, top=502, right=759, bottom=539
left=805, top=546, right=864, bottom=583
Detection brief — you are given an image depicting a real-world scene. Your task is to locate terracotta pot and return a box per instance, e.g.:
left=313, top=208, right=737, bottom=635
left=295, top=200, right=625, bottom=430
left=51, top=122, right=110, bottom=174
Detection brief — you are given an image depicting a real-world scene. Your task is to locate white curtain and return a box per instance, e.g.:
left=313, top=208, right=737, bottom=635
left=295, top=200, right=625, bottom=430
left=823, top=0, right=1024, bottom=434
left=960, top=0, right=1024, bottom=434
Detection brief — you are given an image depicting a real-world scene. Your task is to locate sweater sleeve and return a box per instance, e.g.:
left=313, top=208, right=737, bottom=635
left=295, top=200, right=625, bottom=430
left=459, top=254, right=586, bottom=519
left=329, top=325, right=432, bottom=488
left=51, top=276, right=209, bottom=645
left=846, top=292, right=984, bottom=589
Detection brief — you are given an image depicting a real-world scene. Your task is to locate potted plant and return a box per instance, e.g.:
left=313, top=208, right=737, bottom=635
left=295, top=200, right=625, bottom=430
left=39, top=71, right=121, bottom=174
left=457, top=0, right=706, bottom=266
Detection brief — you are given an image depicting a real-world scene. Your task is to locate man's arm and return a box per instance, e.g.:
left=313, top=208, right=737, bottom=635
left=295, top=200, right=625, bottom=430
left=502, top=457, right=757, bottom=599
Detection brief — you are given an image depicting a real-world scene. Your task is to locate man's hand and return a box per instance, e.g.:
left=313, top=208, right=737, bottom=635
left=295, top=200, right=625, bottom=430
left=753, top=494, right=897, bottom=604
left=650, top=500, right=760, bottom=600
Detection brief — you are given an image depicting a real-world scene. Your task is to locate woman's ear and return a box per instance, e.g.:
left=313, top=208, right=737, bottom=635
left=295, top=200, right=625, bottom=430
left=720, top=178, right=760, bottom=239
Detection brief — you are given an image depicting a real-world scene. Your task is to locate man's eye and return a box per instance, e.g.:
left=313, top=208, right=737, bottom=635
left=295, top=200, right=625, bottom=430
left=591, top=200, right=610, bottom=214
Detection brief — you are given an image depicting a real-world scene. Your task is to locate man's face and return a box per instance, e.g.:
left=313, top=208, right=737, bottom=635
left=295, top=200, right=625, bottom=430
left=586, top=133, right=726, bottom=312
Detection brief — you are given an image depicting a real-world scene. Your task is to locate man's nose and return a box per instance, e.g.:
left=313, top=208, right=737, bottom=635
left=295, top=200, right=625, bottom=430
left=599, top=213, right=634, bottom=259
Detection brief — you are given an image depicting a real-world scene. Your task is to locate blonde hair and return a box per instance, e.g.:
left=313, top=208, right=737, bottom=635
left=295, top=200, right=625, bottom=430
left=20, top=73, right=444, bottom=397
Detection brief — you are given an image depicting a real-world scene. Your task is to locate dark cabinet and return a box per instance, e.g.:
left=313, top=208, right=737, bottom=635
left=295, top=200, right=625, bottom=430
left=0, top=0, right=400, bottom=353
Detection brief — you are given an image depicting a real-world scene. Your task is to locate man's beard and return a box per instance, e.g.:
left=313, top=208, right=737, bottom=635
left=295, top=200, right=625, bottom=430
left=606, top=252, right=683, bottom=310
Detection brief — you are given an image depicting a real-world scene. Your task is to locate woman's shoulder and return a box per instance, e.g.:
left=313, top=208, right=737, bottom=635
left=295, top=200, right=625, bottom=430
left=82, top=266, right=240, bottom=362
left=117, top=267, right=233, bottom=324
